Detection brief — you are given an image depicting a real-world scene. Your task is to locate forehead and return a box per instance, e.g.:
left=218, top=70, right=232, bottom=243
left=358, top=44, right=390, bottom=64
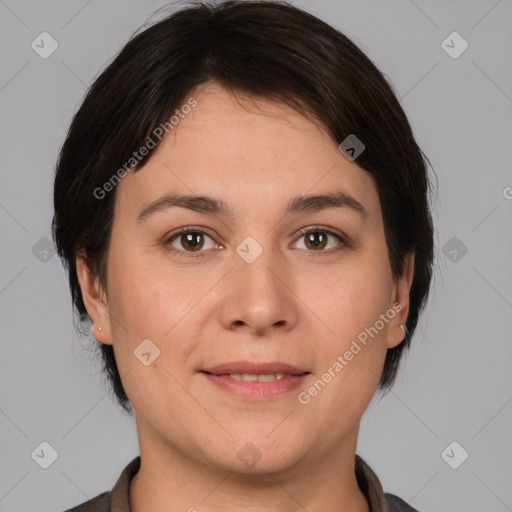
left=115, top=83, right=380, bottom=223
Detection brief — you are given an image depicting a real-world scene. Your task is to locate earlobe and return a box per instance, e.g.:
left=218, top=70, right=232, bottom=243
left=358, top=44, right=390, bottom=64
left=75, top=253, right=113, bottom=345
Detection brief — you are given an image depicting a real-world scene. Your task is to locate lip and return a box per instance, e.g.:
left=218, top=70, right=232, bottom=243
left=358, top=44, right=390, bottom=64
left=202, top=361, right=308, bottom=375
left=200, top=361, right=310, bottom=400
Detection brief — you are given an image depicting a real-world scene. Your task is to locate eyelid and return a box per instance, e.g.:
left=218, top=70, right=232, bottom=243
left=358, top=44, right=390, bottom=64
left=294, top=225, right=348, bottom=241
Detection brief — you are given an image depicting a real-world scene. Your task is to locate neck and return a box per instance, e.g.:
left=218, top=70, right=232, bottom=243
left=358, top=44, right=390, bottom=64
left=129, top=422, right=369, bottom=512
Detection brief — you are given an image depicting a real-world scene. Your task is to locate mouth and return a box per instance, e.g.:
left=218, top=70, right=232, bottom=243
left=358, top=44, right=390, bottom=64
left=204, top=372, right=296, bottom=382
left=200, top=361, right=311, bottom=399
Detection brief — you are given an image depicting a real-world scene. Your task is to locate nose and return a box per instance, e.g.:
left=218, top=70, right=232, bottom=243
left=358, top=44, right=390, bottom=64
left=217, top=242, right=299, bottom=337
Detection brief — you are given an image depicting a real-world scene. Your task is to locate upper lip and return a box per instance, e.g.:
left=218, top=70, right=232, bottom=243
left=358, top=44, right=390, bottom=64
left=201, top=361, right=309, bottom=375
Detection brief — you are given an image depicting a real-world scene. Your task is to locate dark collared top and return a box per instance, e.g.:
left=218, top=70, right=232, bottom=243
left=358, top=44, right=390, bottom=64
left=64, top=455, right=419, bottom=512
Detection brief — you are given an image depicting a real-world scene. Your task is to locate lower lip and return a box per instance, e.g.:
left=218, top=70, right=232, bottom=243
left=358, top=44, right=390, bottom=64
left=201, top=372, right=309, bottom=399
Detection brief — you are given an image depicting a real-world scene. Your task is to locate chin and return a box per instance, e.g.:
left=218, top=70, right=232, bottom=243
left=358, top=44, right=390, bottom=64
left=199, top=431, right=308, bottom=476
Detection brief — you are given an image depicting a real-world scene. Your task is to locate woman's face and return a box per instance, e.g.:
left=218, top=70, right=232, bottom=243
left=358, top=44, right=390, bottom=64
left=79, top=82, right=413, bottom=474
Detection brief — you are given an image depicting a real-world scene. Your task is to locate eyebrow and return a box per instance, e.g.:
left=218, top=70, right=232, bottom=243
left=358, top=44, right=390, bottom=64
left=136, top=189, right=369, bottom=223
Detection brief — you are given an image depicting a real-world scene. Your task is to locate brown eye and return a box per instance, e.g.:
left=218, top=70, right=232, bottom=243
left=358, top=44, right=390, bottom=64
left=166, top=229, right=217, bottom=256
left=179, top=232, right=205, bottom=251
left=293, top=228, right=346, bottom=253
left=304, top=231, right=328, bottom=250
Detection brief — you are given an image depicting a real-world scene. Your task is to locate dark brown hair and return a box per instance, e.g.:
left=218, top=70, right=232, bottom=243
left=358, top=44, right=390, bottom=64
left=52, top=0, right=436, bottom=414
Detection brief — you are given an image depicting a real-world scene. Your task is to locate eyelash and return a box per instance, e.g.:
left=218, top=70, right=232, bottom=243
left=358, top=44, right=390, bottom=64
left=163, top=226, right=349, bottom=260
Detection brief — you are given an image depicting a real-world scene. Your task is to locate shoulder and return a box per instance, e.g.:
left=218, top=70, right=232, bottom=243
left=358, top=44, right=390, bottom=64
left=62, top=491, right=110, bottom=512
left=385, top=493, right=420, bottom=512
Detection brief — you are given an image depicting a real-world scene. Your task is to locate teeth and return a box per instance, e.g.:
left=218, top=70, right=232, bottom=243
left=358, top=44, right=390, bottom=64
left=228, top=373, right=286, bottom=382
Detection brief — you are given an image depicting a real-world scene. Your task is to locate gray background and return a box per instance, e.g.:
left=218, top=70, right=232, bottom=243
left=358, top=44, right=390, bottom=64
left=0, top=0, right=511, bottom=511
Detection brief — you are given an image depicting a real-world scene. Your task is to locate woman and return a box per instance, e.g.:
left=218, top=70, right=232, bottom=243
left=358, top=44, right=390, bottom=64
left=53, top=1, right=435, bottom=511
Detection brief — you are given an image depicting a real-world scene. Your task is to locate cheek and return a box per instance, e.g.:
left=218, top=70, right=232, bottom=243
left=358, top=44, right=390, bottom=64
left=298, top=251, right=393, bottom=407
left=301, top=252, right=393, bottom=342
left=105, top=248, right=215, bottom=390
left=300, top=278, right=390, bottom=430
left=107, top=246, right=199, bottom=335
left=105, top=254, right=203, bottom=422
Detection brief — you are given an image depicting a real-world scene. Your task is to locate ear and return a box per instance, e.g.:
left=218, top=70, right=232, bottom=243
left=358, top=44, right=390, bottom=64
left=75, top=252, right=113, bottom=345
left=387, top=252, right=415, bottom=349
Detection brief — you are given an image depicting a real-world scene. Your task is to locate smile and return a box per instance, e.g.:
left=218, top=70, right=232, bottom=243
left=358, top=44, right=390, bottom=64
left=200, top=371, right=309, bottom=399
left=227, top=373, right=286, bottom=381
